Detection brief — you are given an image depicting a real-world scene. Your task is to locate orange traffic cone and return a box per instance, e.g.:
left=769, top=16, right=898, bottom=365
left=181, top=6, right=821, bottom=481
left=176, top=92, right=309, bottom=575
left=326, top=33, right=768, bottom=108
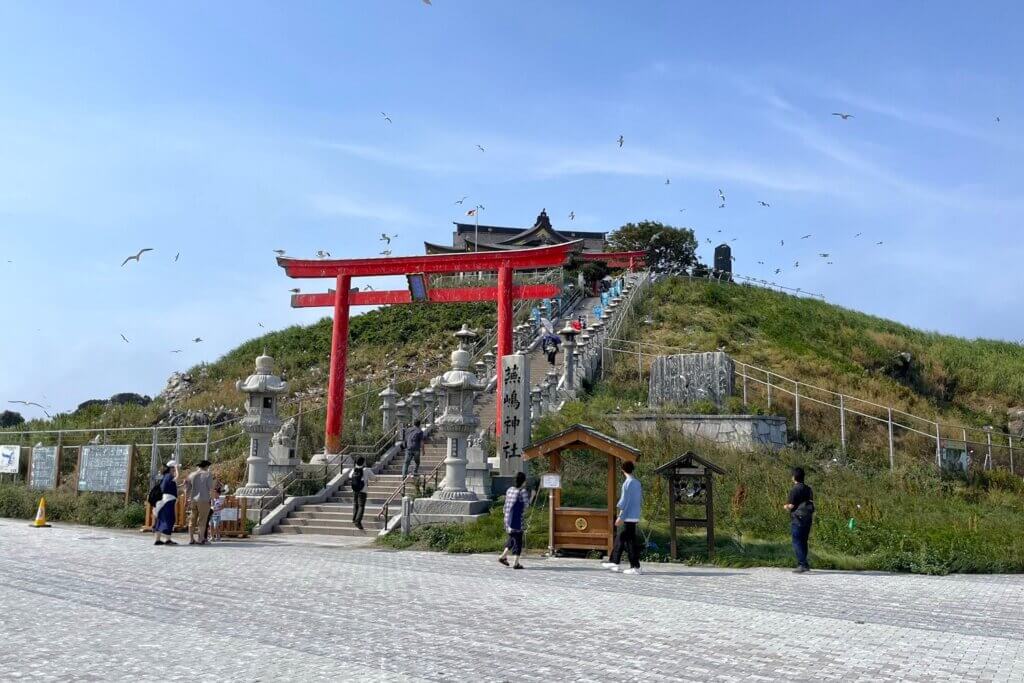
left=30, top=497, right=52, bottom=528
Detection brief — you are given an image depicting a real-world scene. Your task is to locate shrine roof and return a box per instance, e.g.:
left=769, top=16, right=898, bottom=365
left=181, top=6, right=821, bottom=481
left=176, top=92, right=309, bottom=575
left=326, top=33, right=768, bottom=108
left=524, top=423, right=641, bottom=462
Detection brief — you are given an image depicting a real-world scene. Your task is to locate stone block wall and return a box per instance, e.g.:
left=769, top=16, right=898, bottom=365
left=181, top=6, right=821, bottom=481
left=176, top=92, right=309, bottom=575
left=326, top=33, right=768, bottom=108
left=608, top=414, right=788, bottom=451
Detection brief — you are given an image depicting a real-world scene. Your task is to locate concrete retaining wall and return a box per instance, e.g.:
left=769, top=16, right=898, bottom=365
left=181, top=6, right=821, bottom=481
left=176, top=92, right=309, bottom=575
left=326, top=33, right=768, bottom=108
left=608, top=414, right=788, bottom=451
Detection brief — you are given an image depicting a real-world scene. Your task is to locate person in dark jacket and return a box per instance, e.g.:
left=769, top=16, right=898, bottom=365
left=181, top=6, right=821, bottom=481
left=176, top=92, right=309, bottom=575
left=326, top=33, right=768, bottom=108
left=153, top=462, right=179, bottom=546
left=402, top=420, right=424, bottom=478
left=784, top=466, right=814, bottom=573
left=498, top=472, right=529, bottom=569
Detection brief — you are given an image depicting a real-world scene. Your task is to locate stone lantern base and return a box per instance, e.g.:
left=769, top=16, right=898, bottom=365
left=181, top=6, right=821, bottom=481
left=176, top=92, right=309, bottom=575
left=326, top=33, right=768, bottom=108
left=412, top=496, right=491, bottom=522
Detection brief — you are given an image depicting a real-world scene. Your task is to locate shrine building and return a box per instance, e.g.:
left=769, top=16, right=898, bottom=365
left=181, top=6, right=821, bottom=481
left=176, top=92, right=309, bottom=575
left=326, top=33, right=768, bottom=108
left=424, top=209, right=608, bottom=255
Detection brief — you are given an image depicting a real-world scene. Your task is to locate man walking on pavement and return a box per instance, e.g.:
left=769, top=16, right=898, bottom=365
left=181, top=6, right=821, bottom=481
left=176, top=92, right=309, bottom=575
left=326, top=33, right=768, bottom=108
left=187, top=460, right=214, bottom=545
left=602, top=460, right=643, bottom=575
left=784, top=466, right=815, bottom=573
left=402, top=419, right=424, bottom=478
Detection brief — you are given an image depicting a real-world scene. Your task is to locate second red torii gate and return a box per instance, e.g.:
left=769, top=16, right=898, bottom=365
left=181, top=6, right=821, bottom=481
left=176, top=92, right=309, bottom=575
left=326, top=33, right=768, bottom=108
left=278, top=243, right=579, bottom=454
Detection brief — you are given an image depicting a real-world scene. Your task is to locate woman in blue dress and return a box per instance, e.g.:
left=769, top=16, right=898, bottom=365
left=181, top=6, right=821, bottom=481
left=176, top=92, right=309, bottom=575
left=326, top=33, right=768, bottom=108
left=153, top=462, right=179, bottom=546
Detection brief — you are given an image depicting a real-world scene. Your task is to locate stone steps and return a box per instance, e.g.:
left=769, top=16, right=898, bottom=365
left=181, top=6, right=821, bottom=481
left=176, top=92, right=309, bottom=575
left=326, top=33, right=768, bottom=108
left=274, top=524, right=380, bottom=537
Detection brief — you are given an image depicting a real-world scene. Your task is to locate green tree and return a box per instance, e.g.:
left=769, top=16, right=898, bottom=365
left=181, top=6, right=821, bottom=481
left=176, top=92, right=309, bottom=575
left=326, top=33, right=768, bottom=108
left=0, top=410, right=24, bottom=428
left=607, top=221, right=699, bottom=274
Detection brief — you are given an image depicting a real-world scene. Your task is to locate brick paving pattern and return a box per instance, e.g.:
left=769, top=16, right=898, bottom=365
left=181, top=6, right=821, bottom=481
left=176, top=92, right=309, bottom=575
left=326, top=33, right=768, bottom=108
left=2, top=519, right=1023, bottom=681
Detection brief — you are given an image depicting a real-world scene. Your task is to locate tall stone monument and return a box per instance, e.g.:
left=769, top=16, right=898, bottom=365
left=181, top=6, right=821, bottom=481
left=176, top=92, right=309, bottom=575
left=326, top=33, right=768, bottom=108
left=235, top=353, right=289, bottom=501
left=414, top=325, right=490, bottom=520
left=499, top=353, right=530, bottom=476
left=648, top=352, right=735, bottom=409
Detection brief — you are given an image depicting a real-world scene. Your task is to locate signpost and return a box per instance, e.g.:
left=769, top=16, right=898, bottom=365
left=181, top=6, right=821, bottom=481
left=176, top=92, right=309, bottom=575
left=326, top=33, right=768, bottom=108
left=78, top=444, right=134, bottom=504
left=0, top=445, right=21, bottom=481
left=29, top=445, right=60, bottom=490
left=500, top=354, right=530, bottom=476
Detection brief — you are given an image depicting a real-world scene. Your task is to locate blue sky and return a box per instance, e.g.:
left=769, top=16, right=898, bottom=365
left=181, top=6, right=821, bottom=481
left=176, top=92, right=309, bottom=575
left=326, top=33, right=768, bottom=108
left=1, top=2, right=1023, bottom=419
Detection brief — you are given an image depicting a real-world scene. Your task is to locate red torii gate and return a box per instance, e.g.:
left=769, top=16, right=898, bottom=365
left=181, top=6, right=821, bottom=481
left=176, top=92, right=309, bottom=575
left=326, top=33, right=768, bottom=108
left=277, top=243, right=579, bottom=454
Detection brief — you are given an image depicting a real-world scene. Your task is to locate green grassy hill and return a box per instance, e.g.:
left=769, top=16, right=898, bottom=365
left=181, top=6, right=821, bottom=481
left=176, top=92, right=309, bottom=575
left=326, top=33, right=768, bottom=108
left=383, top=276, right=1024, bottom=574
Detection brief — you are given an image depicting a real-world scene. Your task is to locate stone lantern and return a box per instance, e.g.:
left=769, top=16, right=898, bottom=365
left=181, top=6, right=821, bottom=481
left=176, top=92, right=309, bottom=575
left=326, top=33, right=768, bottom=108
left=395, top=399, right=411, bottom=437
left=235, top=353, right=288, bottom=501
left=531, top=386, right=544, bottom=420
left=379, top=381, right=399, bottom=432
left=560, top=324, right=578, bottom=391
left=409, top=389, right=424, bottom=423
left=421, top=386, right=436, bottom=425
left=474, top=360, right=487, bottom=381
left=545, top=368, right=560, bottom=409
left=483, top=350, right=496, bottom=381
left=415, top=324, right=490, bottom=520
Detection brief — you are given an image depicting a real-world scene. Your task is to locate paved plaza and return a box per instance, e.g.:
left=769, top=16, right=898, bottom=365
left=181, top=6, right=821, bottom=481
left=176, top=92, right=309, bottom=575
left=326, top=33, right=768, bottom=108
left=2, top=519, right=1023, bottom=681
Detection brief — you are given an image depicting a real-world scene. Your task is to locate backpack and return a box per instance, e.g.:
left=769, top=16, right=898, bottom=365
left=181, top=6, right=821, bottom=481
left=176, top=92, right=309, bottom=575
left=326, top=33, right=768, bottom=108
left=350, top=466, right=365, bottom=493
left=147, top=482, right=163, bottom=507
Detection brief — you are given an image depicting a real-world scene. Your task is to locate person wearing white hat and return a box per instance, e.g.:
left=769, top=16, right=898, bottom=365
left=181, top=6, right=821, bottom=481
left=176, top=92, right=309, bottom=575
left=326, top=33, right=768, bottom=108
left=152, top=461, right=180, bottom=546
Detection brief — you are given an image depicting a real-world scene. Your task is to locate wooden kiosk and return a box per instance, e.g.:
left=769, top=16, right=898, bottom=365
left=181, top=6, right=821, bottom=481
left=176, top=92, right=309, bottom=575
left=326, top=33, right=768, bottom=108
left=524, top=424, right=641, bottom=556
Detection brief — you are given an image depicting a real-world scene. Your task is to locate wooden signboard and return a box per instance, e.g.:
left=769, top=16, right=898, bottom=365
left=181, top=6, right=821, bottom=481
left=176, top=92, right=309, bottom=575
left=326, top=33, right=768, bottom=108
left=655, top=451, right=725, bottom=560
left=78, top=444, right=135, bottom=504
left=29, top=446, right=60, bottom=490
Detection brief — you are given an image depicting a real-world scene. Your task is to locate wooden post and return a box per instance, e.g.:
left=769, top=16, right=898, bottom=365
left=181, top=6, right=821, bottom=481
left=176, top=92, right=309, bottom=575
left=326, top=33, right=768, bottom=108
left=986, top=430, right=993, bottom=470
left=637, top=341, right=643, bottom=383
left=935, top=422, right=942, bottom=468
left=125, top=446, right=135, bottom=506
left=203, top=424, right=212, bottom=460
left=548, top=452, right=560, bottom=556
left=668, top=478, right=677, bottom=561
left=887, top=407, right=895, bottom=471
left=742, top=369, right=748, bottom=406
left=767, top=373, right=772, bottom=410
left=839, top=395, right=847, bottom=452
left=705, top=473, right=715, bottom=560
left=794, top=382, right=801, bottom=433
left=607, top=454, right=616, bottom=557
left=1010, top=436, right=1015, bottom=475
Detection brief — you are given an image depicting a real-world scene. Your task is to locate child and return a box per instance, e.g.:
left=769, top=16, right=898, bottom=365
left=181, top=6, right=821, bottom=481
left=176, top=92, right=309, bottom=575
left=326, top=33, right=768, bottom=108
left=210, top=489, right=225, bottom=542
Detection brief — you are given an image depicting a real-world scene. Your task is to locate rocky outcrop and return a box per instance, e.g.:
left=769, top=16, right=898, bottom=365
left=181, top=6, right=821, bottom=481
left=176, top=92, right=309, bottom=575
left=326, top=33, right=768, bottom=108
left=160, top=372, right=197, bottom=406
left=155, top=406, right=241, bottom=427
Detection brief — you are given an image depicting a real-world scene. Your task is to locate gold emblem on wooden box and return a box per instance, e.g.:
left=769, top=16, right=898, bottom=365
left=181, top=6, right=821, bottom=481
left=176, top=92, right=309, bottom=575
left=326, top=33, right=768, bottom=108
left=574, top=517, right=588, bottom=531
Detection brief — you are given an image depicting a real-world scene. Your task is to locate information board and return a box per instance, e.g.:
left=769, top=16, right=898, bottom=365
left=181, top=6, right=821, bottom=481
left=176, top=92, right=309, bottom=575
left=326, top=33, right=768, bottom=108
left=541, top=473, right=562, bottom=489
left=78, top=445, right=132, bottom=493
left=29, top=446, right=59, bottom=490
left=0, top=445, right=20, bottom=474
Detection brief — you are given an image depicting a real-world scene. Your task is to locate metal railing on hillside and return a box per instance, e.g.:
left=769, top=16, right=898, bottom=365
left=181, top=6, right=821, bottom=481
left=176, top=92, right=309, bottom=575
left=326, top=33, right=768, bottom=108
left=598, top=336, right=1019, bottom=475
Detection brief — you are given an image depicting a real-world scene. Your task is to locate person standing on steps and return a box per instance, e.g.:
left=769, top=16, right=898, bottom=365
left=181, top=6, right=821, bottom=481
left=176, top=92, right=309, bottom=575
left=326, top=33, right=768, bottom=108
left=785, top=466, right=815, bottom=573
left=350, top=456, right=374, bottom=531
left=498, top=471, right=530, bottom=569
left=402, top=419, right=424, bottom=479
left=187, top=460, right=213, bottom=545
left=602, top=460, right=643, bottom=575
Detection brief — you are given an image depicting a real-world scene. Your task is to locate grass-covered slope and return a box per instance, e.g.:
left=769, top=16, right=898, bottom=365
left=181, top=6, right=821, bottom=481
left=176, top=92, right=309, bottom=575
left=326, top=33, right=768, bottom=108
left=381, top=278, right=1024, bottom=574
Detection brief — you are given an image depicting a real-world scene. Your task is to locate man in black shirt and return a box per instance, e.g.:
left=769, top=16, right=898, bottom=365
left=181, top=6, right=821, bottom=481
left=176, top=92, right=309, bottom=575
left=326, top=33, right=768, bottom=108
left=784, top=467, right=814, bottom=573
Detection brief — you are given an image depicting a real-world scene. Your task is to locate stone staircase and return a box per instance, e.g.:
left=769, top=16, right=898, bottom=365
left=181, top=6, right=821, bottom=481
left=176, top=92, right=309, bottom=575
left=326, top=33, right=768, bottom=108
left=273, top=293, right=604, bottom=537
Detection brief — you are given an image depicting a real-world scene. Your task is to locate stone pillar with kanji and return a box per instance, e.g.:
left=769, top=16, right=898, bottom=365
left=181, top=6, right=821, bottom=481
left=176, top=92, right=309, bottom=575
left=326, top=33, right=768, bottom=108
left=499, top=353, right=530, bottom=476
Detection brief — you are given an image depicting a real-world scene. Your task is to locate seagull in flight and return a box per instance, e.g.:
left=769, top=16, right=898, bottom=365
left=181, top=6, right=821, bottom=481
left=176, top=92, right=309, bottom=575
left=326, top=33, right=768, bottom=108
left=273, top=249, right=286, bottom=256
left=120, top=334, right=130, bottom=344
left=362, top=284, right=375, bottom=291
left=455, top=196, right=467, bottom=205
left=665, top=178, right=670, bottom=185
left=679, top=208, right=686, bottom=212
left=780, top=240, right=785, bottom=246
left=794, top=261, right=800, bottom=268
left=192, top=337, right=203, bottom=343
left=801, top=234, right=812, bottom=239
left=876, top=241, right=884, bottom=245
left=775, top=268, right=782, bottom=274
left=995, top=115, right=1001, bottom=123
left=617, top=135, right=624, bottom=148
left=257, top=322, right=265, bottom=328
left=288, top=288, right=300, bottom=294
left=171, top=349, right=183, bottom=353
left=380, top=233, right=397, bottom=246
left=476, top=144, right=485, bottom=152
left=569, top=211, right=575, bottom=221
left=316, top=250, right=331, bottom=258
left=380, top=249, right=392, bottom=256
left=757, top=260, right=764, bottom=265
left=9, top=400, right=51, bottom=418
left=121, top=248, right=153, bottom=267
left=832, top=112, right=854, bottom=120
left=718, top=203, right=726, bottom=209
left=381, top=112, right=392, bottom=124
left=758, top=201, right=771, bottom=207
left=819, top=253, right=830, bottom=258
left=854, top=233, right=862, bottom=238
left=174, top=252, right=180, bottom=262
